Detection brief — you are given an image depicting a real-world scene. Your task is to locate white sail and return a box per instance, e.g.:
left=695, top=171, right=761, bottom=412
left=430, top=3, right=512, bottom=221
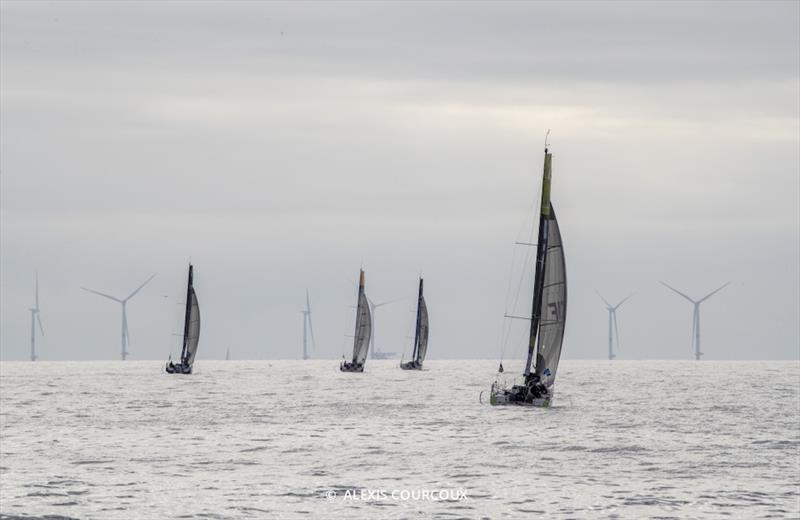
left=353, top=291, right=371, bottom=364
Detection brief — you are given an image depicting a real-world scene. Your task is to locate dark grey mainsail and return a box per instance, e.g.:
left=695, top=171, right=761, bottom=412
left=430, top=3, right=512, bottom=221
left=413, top=279, right=429, bottom=364
left=352, top=270, right=372, bottom=365
left=533, top=206, right=566, bottom=387
left=180, top=264, right=201, bottom=368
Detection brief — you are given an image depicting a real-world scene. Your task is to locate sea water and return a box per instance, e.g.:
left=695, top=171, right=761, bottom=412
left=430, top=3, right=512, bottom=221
left=1, top=360, right=798, bottom=519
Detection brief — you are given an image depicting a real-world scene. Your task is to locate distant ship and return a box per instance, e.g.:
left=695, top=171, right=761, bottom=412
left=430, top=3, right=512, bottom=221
left=370, top=348, right=396, bottom=360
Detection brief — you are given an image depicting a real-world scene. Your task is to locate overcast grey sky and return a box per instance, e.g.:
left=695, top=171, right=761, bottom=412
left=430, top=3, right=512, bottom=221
left=1, top=0, right=798, bottom=361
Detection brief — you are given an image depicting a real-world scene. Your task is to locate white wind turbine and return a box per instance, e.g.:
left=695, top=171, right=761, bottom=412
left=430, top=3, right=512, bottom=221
left=367, top=296, right=401, bottom=359
left=595, top=291, right=634, bottom=360
left=29, top=272, right=44, bottom=361
left=82, top=274, right=156, bottom=360
left=300, top=289, right=316, bottom=360
left=660, top=281, right=730, bottom=360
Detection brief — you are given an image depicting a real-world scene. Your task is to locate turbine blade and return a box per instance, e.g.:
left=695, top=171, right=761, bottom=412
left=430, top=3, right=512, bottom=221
left=613, top=311, right=620, bottom=352
left=699, top=282, right=730, bottom=303
left=594, top=289, right=612, bottom=308
left=82, top=287, right=123, bottom=303
left=306, top=289, right=311, bottom=314
left=373, top=297, right=403, bottom=308
left=37, top=314, right=44, bottom=336
left=614, top=293, right=635, bottom=310
left=660, top=281, right=695, bottom=303
left=125, top=274, right=156, bottom=301
left=35, top=272, right=39, bottom=308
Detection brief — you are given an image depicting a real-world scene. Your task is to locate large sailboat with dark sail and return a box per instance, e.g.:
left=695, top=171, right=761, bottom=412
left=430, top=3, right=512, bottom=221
left=490, top=141, right=567, bottom=407
left=340, top=269, right=371, bottom=372
left=166, top=264, right=201, bottom=374
left=400, top=278, right=429, bottom=370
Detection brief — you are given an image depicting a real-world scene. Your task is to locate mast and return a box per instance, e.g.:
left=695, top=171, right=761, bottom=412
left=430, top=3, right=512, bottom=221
left=30, top=310, right=36, bottom=361
left=180, top=264, right=194, bottom=364
left=608, top=309, right=614, bottom=360
left=412, top=278, right=424, bottom=362
left=302, top=312, right=308, bottom=360
left=524, top=146, right=553, bottom=377
left=694, top=304, right=701, bottom=360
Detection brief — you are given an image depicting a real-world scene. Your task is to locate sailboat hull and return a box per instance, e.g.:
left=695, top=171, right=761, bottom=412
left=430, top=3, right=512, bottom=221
left=339, top=362, right=364, bottom=373
left=400, top=361, right=422, bottom=370
left=488, top=382, right=552, bottom=408
left=165, top=362, right=192, bottom=374
left=489, top=390, right=551, bottom=408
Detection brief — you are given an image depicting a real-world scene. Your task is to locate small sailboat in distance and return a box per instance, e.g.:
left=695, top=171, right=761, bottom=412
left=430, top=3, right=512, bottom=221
left=400, top=278, right=429, bottom=370
left=166, top=264, right=201, bottom=374
left=490, top=138, right=567, bottom=407
left=340, top=269, right=371, bottom=372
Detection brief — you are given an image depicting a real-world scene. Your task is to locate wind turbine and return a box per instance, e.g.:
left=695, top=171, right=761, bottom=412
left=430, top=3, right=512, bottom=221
left=595, top=290, right=634, bottom=360
left=29, top=272, right=44, bottom=361
left=300, top=289, right=316, bottom=360
left=82, top=274, right=156, bottom=360
left=367, top=296, right=401, bottom=359
left=660, top=281, right=730, bottom=360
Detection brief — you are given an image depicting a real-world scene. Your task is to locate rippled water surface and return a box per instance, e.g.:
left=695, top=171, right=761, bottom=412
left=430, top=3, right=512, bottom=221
left=1, top=360, right=798, bottom=519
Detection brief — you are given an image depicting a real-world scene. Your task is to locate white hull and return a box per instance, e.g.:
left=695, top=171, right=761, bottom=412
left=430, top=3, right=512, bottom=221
left=487, top=380, right=552, bottom=408
left=490, top=389, right=551, bottom=408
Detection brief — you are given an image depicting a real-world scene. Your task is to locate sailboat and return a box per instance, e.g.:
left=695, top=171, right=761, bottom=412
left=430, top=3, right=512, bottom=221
left=340, top=269, right=371, bottom=372
left=166, top=264, right=201, bottom=374
left=400, top=278, right=429, bottom=370
left=490, top=140, right=567, bottom=407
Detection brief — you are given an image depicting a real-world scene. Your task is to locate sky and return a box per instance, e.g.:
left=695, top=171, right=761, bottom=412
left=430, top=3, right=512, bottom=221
left=1, top=0, right=798, bottom=362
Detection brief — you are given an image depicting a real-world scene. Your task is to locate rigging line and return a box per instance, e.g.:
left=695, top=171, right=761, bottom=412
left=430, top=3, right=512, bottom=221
left=498, top=151, right=544, bottom=360
left=500, top=214, right=537, bottom=360
left=501, top=164, right=541, bottom=316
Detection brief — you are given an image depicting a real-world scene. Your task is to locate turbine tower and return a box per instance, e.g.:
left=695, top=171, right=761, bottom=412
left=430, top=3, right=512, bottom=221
left=29, top=272, right=44, bottom=361
left=595, top=291, right=634, bottom=360
left=82, top=274, right=156, bottom=360
left=367, top=297, right=401, bottom=359
left=300, top=289, right=316, bottom=360
left=661, top=281, right=730, bottom=360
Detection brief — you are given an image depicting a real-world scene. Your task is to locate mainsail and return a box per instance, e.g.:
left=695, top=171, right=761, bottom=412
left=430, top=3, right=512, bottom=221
left=533, top=206, right=566, bottom=387
left=352, top=270, right=372, bottom=364
left=412, top=279, right=430, bottom=364
left=180, top=265, right=201, bottom=367
left=523, top=147, right=567, bottom=388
